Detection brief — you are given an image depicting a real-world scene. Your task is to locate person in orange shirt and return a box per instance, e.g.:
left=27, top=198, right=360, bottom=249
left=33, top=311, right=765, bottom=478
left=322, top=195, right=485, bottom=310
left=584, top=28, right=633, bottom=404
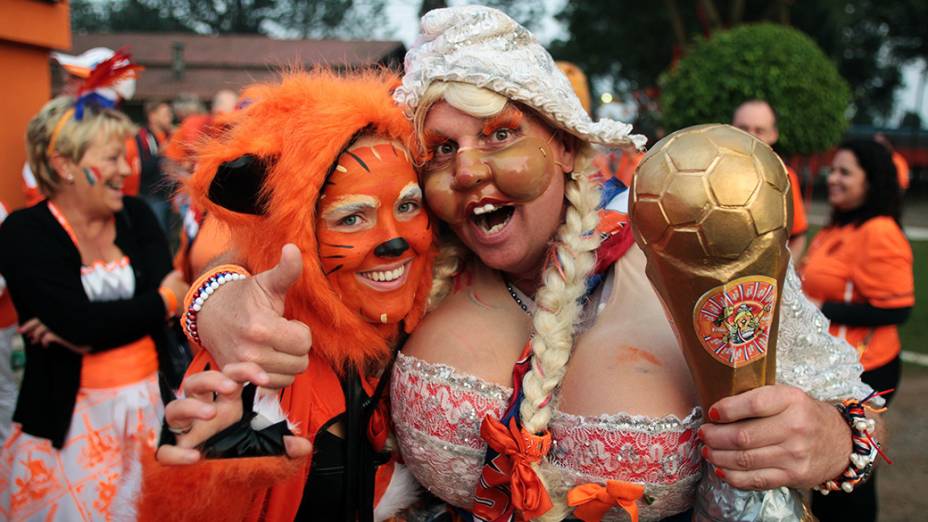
left=732, top=100, right=809, bottom=260
left=800, top=139, right=913, bottom=522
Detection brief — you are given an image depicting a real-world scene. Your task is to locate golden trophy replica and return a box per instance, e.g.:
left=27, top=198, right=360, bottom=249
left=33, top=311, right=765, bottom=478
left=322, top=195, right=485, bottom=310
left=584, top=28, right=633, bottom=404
left=631, top=124, right=812, bottom=521
left=630, top=123, right=790, bottom=408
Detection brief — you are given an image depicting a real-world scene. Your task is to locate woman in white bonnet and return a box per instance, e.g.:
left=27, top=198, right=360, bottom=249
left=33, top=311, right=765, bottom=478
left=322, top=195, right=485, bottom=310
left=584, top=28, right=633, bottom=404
left=192, top=6, right=886, bottom=521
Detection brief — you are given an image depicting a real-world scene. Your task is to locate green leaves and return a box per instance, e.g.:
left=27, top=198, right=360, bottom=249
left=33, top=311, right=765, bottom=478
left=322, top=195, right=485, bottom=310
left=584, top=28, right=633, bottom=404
left=660, top=23, right=851, bottom=155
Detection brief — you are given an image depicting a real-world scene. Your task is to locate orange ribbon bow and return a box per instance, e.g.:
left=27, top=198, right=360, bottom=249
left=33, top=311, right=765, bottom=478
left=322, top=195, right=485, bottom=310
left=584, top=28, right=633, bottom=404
left=367, top=401, right=389, bottom=453
left=478, top=415, right=554, bottom=520
left=567, top=480, right=645, bottom=522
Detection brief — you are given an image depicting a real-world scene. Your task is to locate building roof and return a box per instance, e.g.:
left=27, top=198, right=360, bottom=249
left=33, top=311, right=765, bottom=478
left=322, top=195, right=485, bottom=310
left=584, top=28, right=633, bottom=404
left=61, top=33, right=406, bottom=99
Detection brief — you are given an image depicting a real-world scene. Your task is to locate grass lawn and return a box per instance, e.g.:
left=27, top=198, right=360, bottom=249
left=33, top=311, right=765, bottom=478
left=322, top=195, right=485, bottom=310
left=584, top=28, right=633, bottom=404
left=899, top=239, right=927, bottom=355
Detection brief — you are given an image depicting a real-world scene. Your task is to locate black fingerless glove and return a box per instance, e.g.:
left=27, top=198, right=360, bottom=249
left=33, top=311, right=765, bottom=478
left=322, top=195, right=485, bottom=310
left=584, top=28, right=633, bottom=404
left=199, top=383, right=292, bottom=459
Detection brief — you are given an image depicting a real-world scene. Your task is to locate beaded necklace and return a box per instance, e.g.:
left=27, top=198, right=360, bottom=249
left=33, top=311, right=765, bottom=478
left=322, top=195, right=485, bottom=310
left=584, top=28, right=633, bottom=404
left=505, top=280, right=531, bottom=315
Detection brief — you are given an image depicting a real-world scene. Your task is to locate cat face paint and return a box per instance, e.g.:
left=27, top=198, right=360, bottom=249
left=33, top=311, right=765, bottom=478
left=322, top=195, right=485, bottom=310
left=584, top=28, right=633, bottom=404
left=316, top=138, right=431, bottom=325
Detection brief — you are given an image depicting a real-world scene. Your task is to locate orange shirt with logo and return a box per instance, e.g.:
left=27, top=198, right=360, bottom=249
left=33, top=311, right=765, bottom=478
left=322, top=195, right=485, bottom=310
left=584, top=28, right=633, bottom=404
left=800, top=216, right=914, bottom=370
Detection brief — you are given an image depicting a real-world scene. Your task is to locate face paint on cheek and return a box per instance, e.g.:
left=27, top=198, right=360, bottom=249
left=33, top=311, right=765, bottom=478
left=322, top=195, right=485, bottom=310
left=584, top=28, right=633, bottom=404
left=83, top=167, right=102, bottom=186
left=366, top=209, right=431, bottom=323
left=316, top=141, right=431, bottom=325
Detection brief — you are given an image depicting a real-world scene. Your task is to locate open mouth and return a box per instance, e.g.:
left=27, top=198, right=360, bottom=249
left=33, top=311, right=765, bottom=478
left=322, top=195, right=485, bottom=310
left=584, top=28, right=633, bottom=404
left=359, top=263, right=407, bottom=283
left=356, top=259, right=413, bottom=291
left=105, top=179, right=122, bottom=191
left=470, top=201, right=516, bottom=235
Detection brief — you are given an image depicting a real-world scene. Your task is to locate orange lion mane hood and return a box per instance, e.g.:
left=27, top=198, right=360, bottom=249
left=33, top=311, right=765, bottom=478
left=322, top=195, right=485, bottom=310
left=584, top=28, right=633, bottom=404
left=187, top=69, right=432, bottom=372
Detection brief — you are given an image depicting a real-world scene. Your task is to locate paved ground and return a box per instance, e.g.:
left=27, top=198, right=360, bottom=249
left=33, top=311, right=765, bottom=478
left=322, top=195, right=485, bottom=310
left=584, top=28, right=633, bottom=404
left=876, top=365, right=928, bottom=521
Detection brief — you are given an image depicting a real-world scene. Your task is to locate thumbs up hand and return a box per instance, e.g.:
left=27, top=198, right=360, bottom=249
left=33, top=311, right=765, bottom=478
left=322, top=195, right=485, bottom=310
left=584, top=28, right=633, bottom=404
left=196, top=244, right=312, bottom=388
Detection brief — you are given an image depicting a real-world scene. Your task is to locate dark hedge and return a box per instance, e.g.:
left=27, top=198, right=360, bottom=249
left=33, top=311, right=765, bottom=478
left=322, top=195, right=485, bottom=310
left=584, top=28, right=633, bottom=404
left=660, top=23, right=851, bottom=155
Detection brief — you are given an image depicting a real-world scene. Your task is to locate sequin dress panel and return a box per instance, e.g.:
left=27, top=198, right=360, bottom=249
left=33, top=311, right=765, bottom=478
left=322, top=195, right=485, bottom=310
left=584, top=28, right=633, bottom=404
left=391, top=353, right=702, bottom=520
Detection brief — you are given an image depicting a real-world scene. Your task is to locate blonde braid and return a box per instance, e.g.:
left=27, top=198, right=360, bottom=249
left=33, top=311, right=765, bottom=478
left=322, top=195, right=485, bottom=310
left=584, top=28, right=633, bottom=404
left=427, top=236, right=469, bottom=311
left=519, top=146, right=601, bottom=520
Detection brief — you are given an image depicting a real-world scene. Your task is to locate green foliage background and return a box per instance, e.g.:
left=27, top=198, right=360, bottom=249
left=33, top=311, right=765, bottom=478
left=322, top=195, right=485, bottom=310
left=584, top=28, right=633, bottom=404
left=660, top=23, right=851, bottom=155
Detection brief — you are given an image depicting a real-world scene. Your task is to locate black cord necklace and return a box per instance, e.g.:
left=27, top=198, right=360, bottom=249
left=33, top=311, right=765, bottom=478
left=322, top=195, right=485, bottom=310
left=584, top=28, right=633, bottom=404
left=505, top=280, right=531, bottom=315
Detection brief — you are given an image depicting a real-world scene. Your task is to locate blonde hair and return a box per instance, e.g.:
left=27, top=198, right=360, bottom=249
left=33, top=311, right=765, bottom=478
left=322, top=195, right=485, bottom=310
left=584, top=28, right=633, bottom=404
left=26, top=96, right=136, bottom=198
left=416, top=81, right=602, bottom=520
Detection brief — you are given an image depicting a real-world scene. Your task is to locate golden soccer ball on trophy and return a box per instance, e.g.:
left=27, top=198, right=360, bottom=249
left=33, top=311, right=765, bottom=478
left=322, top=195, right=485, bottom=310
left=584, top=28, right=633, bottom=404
left=631, top=123, right=793, bottom=408
left=633, top=123, right=791, bottom=262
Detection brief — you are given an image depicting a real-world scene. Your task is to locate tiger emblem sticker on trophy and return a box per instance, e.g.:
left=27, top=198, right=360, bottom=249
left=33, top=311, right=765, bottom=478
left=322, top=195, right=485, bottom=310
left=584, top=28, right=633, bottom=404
left=694, top=276, right=777, bottom=368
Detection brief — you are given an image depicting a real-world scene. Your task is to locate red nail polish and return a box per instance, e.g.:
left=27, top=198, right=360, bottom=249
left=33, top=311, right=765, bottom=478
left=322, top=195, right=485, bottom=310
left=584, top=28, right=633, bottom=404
left=697, top=427, right=705, bottom=440
left=701, top=446, right=709, bottom=459
left=708, top=407, right=721, bottom=422
left=715, top=468, right=726, bottom=479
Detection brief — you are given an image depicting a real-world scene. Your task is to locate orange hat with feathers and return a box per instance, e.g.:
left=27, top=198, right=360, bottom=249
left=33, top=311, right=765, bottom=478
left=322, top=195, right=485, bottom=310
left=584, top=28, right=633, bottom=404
left=187, top=69, right=432, bottom=372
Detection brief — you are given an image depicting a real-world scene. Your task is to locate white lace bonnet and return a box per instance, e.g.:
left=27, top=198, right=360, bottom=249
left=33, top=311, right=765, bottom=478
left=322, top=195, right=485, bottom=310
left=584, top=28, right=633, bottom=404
left=394, top=5, right=647, bottom=150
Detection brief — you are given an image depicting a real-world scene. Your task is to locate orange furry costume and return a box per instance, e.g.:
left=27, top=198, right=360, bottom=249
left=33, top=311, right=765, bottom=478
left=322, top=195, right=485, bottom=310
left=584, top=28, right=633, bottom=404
left=138, top=70, right=433, bottom=521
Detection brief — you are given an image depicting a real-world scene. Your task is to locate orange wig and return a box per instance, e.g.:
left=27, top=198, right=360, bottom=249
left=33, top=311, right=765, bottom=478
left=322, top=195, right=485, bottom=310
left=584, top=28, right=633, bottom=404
left=187, top=69, right=432, bottom=372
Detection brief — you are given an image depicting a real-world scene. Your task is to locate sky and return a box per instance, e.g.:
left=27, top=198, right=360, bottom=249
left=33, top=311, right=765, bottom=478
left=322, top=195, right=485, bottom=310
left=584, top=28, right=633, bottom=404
left=895, top=60, right=927, bottom=126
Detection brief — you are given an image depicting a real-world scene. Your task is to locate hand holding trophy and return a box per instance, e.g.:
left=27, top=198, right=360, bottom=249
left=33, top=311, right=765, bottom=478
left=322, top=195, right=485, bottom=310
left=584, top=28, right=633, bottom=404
left=631, top=124, right=813, bottom=521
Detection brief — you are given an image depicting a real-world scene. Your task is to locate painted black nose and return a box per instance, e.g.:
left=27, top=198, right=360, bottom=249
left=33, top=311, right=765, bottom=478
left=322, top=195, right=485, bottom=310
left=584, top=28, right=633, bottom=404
left=374, top=237, right=409, bottom=258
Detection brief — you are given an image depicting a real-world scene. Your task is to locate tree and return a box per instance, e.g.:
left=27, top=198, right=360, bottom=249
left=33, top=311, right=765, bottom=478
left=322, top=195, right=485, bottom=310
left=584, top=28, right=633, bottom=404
left=551, top=0, right=914, bottom=126
left=900, top=111, right=923, bottom=130
left=878, top=0, right=928, bottom=126
left=550, top=1, right=797, bottom=100
left=790, top=1, right=903, bottom=125
left=420, top=0, right=448, bottom=18
left=71, top=0, right=389, bottom=39
left=660, top=23, right=851, bottom=155
left=71, top=0, right=191, bottom=33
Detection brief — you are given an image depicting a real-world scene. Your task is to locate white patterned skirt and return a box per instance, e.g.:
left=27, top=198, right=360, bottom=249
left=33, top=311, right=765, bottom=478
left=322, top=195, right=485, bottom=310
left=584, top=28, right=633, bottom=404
left=0, top=372, right=162, bottom=521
